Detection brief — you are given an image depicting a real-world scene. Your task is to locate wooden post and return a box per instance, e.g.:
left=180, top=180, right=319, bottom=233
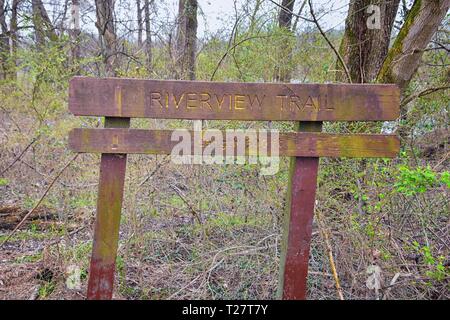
left=278, top=121, right=322, bottom=300
left=67, top=77, right=400, bottom=300
left=87, top=117, right=130, bottom=300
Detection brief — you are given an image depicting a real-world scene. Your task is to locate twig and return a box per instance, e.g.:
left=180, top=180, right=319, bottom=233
left=47, top=225, right=87, bottom=246
left=168, top=274, right=202, bottom=299
left=432, top=151, right=450, bottom=171
left=401, top=85, right=450, bottom=107
left=0, top=135, right=40, bottom=176
left=137, top=155, right=169, bottom=187
left=0, top=154, right=79, bottom=248
left=292, top=0, right=308, bottom=30
left=267, top=0, right=313, bottom=23
left=316, top=210, right=345, bottom=300
left=210, top=35, right=273, bottom=81
left=308, top=0, right=352, bottom=83
left=170, top=184, right=202, bottom=225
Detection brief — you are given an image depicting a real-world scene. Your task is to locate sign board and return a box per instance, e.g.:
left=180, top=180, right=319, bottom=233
left=69, top=77, right=400, bottom=121
left=67, top=77, right=401, bottom=300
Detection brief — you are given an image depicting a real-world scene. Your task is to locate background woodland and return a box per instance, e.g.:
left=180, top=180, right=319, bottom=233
left=0, top=0, right=449, bottom=299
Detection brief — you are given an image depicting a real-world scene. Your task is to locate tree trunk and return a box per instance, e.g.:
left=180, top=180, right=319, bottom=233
left=275, top=0, right=296, bottom=82
left=70, top=0, right=81, bottom=70
left=278, top=0, right=295, bottom=28
left=175, top=0, right=198, bottom=80
left=144, top=0, right=152, bottom=73
left=59, top=0, right=70, bottom=36
left=377, top=0, right=450, bottom=92
left=32, top=0, right=58, bottom=46
left=292, top=0, right=307, bottom=31
left=7, top=0, right=20, bottom=80
left=137, top=0, right=143, bottom=47
left=95, top=0, right=117, bottom=76
left=249, top=0, right=262, bottom=33
left=10, top=0, right=19, bottom=51
left=0, top=0, right=9, bottom=79
left=337, top=0, right=400, bottom=83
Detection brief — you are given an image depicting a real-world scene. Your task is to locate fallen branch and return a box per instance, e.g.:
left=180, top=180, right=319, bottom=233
left=0, top=154, right=79, bottom=248
left=0, top=135, right=40, bottom=176
left=316, top=210, right=345, bottom=300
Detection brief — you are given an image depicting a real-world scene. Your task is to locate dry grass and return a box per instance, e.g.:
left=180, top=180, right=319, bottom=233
left=0, top=88, right=448, bottom=300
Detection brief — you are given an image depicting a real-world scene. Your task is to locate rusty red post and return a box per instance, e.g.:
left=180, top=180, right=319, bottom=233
left=278, top=121, right=322, bottom=300
left=87, top=117, right=130, bottom=300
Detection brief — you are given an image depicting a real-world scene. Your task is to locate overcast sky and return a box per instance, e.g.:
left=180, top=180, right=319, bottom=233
left=67, top=0, right=350, bottom=39
left=169, top=0, right=350, bottom=36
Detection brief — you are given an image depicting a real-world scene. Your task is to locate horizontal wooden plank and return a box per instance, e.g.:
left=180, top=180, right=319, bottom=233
left=69, top=128, right=400, bottom=158
left=69, top=77, right=400, bottom=121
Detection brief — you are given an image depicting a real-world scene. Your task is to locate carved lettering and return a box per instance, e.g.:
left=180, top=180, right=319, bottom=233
left=200, top=93, right=213, bottom=110
left=187, top=93, right=199, bottom=109
left=289, top=95, right=303, bottom=112
left=215, top=94, right=226, bottom=109
left=150, top=91, right=322, bottom=113
left=248, top=94, right=265, bottom=110
left=234, top=95, right=245, bottom=110
left=276, top=95, right=287, bottom=111
left=173, top=93, right=185, bottom=109
left=150, top=92, right=163, bottom=108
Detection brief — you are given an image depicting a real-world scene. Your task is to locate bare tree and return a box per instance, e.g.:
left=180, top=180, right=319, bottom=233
left=137, top=0, right=143, bottom=47
left=275, top=0, right=296, bottom=82
left=32, top=0, right=58, bottom=46
left=4, top=0, right=20, bottom=80
left=337, top=0, right=400, bottom=83
left=175, top=0, right=198, bottom=80
left=291, top=0, right=307, bottom=31
left=249, top=0, right=263, bottom=33
left=377, top=0, right=450, bottom=92
left=70, top=0, right=81, bottom=69
left=0, top=0, right=8, bottom=79
left=144, top=0, right=152, bottom=73
left=278, top=0, right=296, bottom=28
left=95, top=0, right=117, bottom=76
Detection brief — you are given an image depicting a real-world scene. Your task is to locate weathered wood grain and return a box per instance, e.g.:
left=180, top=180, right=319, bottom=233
left=278, top=121, right=322, bottom=300
left=69, top=76, right=400, bottom=121
left=87, top=118, right=130, bottom=300
left=69, top=128, right=400, bottom=158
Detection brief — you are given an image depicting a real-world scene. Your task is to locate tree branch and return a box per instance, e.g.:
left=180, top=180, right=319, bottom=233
left=401, top=85, right=450, bottom=107
left=308, top=0, right=352, bottom=83
left=0, top=154, right=79, bottom=248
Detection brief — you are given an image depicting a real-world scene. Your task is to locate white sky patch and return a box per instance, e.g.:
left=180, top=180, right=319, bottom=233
left=46, top=0, right=350, bottom=41
left=170, top=0, right=350, bottom=37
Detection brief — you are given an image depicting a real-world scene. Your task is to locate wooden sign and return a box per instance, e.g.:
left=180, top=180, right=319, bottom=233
left=67, top=77, right=401, bottom=300
left=69, top=77, right=400, bottom=121
left=69, top=128, right=399, bottom=158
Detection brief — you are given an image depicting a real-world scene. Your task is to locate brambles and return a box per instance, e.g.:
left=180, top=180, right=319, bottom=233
left=0, top=0, right=448, bottom=300
left=395, top=165, right=449, bottom=196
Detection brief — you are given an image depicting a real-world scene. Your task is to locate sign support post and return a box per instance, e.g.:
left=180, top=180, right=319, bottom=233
left=277, top=121, right=322, bottom=299
left=67, top=77, right=400, bottom=300
left=87, top=116, right=130, bottom=300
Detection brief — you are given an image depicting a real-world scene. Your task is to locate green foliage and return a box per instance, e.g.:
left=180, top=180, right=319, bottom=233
left=0, top=178, right=9, bottom=186
left=38, top=281, right=56, bottom=299
left=394, top=165, right=448, bottom=196
left=15, top=252, right=43, bottom=263
left=69, top=193, right=96, bottom=209
left=412, top=241, right=449, bottom=281
left=208, top=212, right=260, bottom=230
left=440, top=171, right=450, bottom=188
left=0, top=2, right=448, bottom=300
